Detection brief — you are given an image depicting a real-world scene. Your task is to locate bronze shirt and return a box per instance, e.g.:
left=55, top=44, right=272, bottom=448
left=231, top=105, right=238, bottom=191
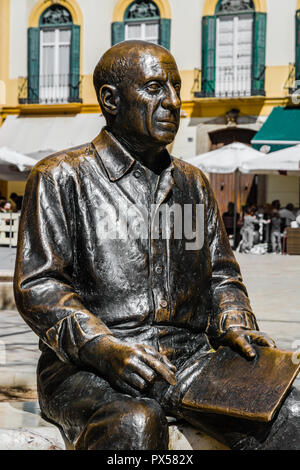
left=14, top=127, right=258, bottom=366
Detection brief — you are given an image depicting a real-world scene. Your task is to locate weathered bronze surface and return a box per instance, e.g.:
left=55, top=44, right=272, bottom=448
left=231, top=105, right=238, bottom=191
left=14, top=41, right=300, bottom=450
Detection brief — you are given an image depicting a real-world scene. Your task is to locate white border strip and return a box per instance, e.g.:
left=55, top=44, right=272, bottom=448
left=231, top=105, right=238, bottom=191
left=251, top=140, right=300, bottom=145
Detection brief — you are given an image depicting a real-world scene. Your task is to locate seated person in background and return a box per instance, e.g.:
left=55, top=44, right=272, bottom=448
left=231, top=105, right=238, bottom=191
left=271, top=199, right=281, bottom=211
left=10, top=192, right=23, bottom=212
left=279, top=203, right=296, bottom=228
left=222, top=202, right=240, bottom=234
left=0, top=200, right=12, bottom=213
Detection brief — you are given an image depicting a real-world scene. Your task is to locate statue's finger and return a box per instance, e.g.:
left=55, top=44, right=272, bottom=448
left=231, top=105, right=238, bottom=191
left=142, top=355, right=177, bottom=386
left=233, top=335, right=256, bottom=360
left=129, top=357, right=157, bottom=383
left=160, top=354, right=177, bottom=372
left=252, top=333, right=276, bottom=348
left=112, top=375, right=142, bottom=397
left=123, top=371, right=147, bottom=391
left=143, top=346, right=176, bottom=372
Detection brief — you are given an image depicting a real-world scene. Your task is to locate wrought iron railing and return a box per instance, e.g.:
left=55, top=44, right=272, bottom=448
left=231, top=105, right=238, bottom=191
left=215, top=64, right=252, bottom=98
left=194, top=65, right=254, bottom=98
left=18, top=74, right=82, bottom=104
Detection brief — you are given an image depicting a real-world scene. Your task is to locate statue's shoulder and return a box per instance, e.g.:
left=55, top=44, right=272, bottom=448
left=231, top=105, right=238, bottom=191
left=31, top=142, right=95, bottom=178
left=171, top=156, right=210, bottom=189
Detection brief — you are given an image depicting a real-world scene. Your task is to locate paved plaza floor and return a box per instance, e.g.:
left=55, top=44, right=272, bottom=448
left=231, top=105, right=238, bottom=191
left=0, top=247, right=16, bottom=273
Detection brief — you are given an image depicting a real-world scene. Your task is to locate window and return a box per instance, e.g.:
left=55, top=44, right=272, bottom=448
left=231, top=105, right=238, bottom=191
left=215, top=12, right=253, bottom=97
left=111, top=0, right=171, bottom=50
left=26, top=4, right=81, bottom=104
left=125, top=1, right=160, bottom=43
left=201, top=0, right=266, bottom=98
left=40, top=27, right=72, bottom=103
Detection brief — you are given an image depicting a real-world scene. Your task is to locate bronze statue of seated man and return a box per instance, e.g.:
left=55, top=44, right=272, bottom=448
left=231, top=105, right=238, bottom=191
left=14, top=41, right=300, bottom=450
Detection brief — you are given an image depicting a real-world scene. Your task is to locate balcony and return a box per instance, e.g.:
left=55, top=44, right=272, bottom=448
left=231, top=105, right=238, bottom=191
left=18, top=74, right=82, bottom=105
left=193, top=65, right=261, bottom=99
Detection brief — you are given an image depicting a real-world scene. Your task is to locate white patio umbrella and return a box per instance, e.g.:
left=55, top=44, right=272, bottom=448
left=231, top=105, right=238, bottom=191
left=186, top=142, right=263, bottom=174
left=0, top=147, right=36, bottom=181
left=186, top=142, right=263, bottom=244
left=240, top=144, right=300, bottom=175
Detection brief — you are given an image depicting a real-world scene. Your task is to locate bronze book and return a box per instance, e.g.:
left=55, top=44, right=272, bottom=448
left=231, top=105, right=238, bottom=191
left=182, top=345, right=300, bottom=422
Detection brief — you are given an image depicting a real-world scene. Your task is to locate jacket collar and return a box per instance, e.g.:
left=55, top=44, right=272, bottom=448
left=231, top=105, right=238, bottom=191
left=92, top=127, right=135, bottom=182
left=92, top=127, right=176, bottom=183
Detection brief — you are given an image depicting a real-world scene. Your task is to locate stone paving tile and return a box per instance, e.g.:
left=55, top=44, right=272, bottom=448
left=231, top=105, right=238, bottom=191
left=236, top=253, right=300, bottom=323
left=0, top=247, right=16, bottom=272
left=0, top=310, right=40, bottom=376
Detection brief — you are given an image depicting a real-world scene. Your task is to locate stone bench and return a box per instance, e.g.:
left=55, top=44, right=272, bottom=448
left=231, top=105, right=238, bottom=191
left=0, top=401, right=227, bottom=450
left=0, top=424, right=228, bottom=450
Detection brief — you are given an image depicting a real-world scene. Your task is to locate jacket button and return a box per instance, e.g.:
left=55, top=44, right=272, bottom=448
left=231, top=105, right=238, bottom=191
left=155, top=265, right=163, bottom=274
left=160, top=299, right=168, bottom=308
left=134, top=170, right=142, bottom=179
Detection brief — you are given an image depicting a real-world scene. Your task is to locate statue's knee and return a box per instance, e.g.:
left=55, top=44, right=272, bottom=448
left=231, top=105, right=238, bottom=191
left=121, top=398, right=167, bottom=433
left=77, top=398, right=168, bottom=450
left=118, top=398, right=169, bottom=449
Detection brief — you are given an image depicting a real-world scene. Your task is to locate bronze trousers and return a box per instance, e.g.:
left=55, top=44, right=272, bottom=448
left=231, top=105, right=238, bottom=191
left=37, top=348, right=300, bottom=450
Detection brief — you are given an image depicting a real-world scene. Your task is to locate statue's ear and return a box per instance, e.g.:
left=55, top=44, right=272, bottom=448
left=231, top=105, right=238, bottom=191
left=99, top=85, right=120, bottom=116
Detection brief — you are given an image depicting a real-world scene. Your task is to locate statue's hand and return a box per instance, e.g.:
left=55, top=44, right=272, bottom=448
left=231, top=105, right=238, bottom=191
left=80, top=335, right=177, bottom=397
left=218, top=329, right=276, bottom=360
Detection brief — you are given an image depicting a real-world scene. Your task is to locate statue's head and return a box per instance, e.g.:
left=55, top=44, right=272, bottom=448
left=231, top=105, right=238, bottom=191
left=93, top=41, right=181, bottom=149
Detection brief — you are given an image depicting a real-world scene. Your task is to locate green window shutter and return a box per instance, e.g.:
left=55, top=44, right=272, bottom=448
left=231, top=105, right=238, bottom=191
left=27, top=27, right=40, bottom=104
left=111, top=21, right=125, bottom=46
left=70, top=24, right=81, bottom=102
left=296, top=11, right=300, bottom=81
left=201, top=16, right=216, bottom=97
left=252, top=12, right=267, bottom=96
left=159, top=19, right=171, bottom=50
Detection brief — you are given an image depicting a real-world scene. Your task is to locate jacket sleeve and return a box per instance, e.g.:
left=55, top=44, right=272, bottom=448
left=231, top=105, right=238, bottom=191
left=14, top=165, right=113, bottom=365
left=202, top=173, right=259, bottom=339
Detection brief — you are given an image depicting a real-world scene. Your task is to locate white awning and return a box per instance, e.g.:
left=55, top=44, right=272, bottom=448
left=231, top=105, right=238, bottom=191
left=0, top=147, right=36, bottom=181
left=240, top=144, right=300, bottom=175
left=0, top=114, right=106, bottom=160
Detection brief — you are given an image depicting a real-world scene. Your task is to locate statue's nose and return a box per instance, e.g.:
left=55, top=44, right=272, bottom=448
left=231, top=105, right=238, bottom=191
left=162, top=84, right=181, bottom=110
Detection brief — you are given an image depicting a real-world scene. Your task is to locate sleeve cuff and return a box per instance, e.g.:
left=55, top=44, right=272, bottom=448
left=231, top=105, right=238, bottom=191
left=208, top=310, right=259, bottom=338
left=45, top=312, right=113, bottom=364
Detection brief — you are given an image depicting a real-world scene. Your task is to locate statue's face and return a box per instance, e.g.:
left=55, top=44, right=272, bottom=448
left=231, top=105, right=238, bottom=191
left=118, top=48, right=181, bottom=146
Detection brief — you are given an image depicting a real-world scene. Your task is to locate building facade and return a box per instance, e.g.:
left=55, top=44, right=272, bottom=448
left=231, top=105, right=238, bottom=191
left=0, top=0, right=300, bottom=213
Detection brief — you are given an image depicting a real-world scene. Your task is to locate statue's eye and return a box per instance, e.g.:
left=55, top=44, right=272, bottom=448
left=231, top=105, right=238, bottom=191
left=146, top=82, right=161, bottom=92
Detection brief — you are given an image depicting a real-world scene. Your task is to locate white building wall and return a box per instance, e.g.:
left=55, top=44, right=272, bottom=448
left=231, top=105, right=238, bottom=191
left=265, top=0, right=297, bottom=66
left=7, top=1, right=300, bottom=83
left=171, top=118, right=198, bottom=159
left=171, top=0, right=203, bottom=70
left=10, top=0, right=28, bottom=78
left=78, top=0, right=114, bottom=75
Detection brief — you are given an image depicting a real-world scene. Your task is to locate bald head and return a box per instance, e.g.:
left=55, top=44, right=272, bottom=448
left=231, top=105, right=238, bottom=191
left=93, top=41, right=178, bottom=113
left=93, top=41, right=181, bottom=149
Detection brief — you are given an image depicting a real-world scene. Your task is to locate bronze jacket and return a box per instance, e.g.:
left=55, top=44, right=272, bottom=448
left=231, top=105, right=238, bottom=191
left=14, top=128, right=258, bottom=366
